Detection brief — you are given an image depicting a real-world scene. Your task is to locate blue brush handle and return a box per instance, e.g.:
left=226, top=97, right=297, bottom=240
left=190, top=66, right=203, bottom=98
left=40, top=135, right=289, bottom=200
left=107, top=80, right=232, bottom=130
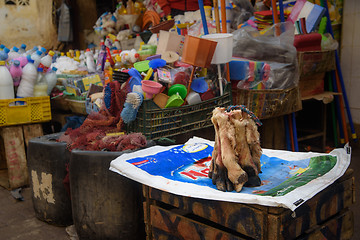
left=198, top=0, right=209, bottom=35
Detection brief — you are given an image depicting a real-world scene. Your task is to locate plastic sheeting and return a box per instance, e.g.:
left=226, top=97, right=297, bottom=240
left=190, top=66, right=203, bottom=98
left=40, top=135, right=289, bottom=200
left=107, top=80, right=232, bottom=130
left=110, top=137, right=350, bottom=211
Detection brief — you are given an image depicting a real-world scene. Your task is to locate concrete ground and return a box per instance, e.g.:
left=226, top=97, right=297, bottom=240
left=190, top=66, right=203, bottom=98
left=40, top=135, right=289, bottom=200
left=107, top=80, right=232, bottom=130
left=0, top=146, right=359, bottom=240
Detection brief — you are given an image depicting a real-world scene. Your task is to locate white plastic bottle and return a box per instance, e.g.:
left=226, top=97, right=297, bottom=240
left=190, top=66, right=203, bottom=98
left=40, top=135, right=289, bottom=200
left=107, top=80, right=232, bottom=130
left=8, top=47, right=20, bottom=62
left=31, top=50, right=43, bottom=68
left=46, top=67, right=58, bottom=95
left=33, top=68, right=48, bottom=97
left=26, top=46, right=38, bottom=56
left=18, top=44, right=27, bottom=55
left=0, top=60, right=15, bottom=99
left=134, top=34, right=142, bottom=50
left=17, top=58, right=37, bottom=98
left=85, top=49, right=96, bottom=73
left=38, top=50, right=55, bottom=72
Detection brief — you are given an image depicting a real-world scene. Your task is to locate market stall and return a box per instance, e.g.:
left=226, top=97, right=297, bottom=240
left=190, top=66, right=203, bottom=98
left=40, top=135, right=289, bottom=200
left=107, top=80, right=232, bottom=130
left=0, top=0, right=355, bottom=239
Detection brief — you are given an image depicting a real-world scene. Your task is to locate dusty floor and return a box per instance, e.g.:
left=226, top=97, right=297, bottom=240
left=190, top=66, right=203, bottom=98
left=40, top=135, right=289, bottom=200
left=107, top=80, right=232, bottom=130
left=0, top=144, right=359, bottom=240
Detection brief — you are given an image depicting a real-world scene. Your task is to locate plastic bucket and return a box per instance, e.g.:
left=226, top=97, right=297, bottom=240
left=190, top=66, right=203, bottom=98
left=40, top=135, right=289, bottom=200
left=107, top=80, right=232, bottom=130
left=201, top=33, right=233, bottom=64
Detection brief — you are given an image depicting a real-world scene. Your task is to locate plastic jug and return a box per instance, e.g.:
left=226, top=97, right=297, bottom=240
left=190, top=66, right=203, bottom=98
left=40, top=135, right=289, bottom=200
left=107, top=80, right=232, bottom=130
left=9, top=60, right=22, bottom=86
left=0, top=60, right=15, bottom=99
left=17, top=58, right=39, bottom=98
left=38, top=50, right=55, bottom=72
left=33, top=68, right=48, bottom=97
left=46, top=67, right=58, bottom=95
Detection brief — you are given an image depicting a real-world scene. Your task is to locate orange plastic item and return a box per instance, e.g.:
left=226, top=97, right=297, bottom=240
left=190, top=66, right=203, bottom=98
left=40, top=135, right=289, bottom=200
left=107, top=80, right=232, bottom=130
left=142, top=10, right=161, bottom=31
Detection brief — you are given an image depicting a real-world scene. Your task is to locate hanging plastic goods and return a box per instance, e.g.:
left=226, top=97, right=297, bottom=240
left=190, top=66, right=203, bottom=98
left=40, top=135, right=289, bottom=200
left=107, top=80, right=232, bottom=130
left=0, top=60, right=15, bottom=99
left=85, top=49, right=96, bottom=73
left=33, top=68, right=48, bottom=97
left=17, top=58, right=37, bottom=98
left=38, top=50, right=55, bottom=72
left=31, top=50, right=43, bottom=68
left=9, top=60, right=22, bottom=87
left=46, top=67, right=58, bottom=95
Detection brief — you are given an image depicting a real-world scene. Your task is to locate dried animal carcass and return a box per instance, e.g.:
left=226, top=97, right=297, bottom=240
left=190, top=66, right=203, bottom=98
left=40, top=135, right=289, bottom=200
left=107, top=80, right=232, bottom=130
left=209, top=106, right=262, bottom=192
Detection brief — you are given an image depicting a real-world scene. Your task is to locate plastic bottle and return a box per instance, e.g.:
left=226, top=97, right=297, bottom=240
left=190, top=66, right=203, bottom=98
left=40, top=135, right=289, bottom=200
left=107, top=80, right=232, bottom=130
left=126, top=0, right=135, bottom=14
left=96, top=42, right=107, bottom=72
left=0, top=44, right=5, bottom=51
left=114, top=39, right=121, bottom=50
left=16, top=55, right=28, bottom=67
left=114, top=55, right=122, bottom=70
left=0, top=47, right=10, bottom=61
left=104, top=59, right=113, bottom=84
left=17, top=58, right=37, bottom=98
left=9, top=60, right=22, bottom=87
left=33, top=68, right=48, bottom=97
left=0, top=60, right=15, bottom=99
left=40, top=47, right=47, bottom=57
left=46, top=67, right=58, bottom=95
left=18, top=44, right=27, bottom=55
left=31, top=50, right=43, bottom=68
left=38, top=50, right=55, bottom=72
left=26, top=46, right=38, bottom=56
left=134, top=34, right=142, bottom=50
left=8, top=47, right=20, bottom=62
left=85, top=48, right=96, bottom=73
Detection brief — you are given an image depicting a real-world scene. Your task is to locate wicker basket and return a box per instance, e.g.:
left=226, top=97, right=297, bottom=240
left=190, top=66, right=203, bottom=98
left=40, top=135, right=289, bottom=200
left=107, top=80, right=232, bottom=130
left=297, top=50, right=336, bottom=78
left=232, top=87, right=302, bottom=120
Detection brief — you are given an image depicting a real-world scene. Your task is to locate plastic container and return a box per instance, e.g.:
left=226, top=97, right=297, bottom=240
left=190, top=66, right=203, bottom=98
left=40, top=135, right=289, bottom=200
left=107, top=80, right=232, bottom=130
left=190, top=77, right=209, bottom=93
left=141, top=80, right=163, bottom=99
left=27, top=133, right=72, bottom=226
left=46, top=67, right=58, bottom=95
left=69, top=143, right=155, bottom=240
left=0, top=61, right=15, bottom=99
left=153, top=93, right=169, bottom=109
left=165, top=93, right=184, bottom=108
left=33, top=68, right=48, bottom=97
left=181, top=35, right=217, bottom=68
left=17, top=58, right=37, bottom=98
left=31, top=50, right=43, bottom=68
left=18, top=44, right=27, bottom=54
left=85, top=49, right=96, bottom=73
left=201, top=33, right=233, bottom=64
left=134, top=34, right=142, bottom=50
left=168, top=84, right=187, bottom=99
left=0, top=96, right=51, bottom=127
left=9, top=60, right=22, bottom=87
left=38, top=50, right=55, bottom=72
left=8, top=47, right=20, bottom=61
left=186, top=91, right=202, bottom=105
left=134, top=60, right=150, bottom=73
left=126, top=84, right=232, bottom=140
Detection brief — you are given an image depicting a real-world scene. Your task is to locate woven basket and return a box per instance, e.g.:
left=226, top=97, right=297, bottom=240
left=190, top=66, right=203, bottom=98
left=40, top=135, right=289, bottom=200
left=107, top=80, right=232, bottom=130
left=232, top=87, right=302, bottom=120
left=297, top=50, right=336, bottom=78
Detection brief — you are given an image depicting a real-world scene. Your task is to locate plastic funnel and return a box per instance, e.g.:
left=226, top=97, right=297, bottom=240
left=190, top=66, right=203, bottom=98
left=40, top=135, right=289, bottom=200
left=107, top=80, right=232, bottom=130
left=191, top=77, right=209, bottom=93
left=168, top=84, right=187, bottom=99
left=141, top=80, right=163, bottom=99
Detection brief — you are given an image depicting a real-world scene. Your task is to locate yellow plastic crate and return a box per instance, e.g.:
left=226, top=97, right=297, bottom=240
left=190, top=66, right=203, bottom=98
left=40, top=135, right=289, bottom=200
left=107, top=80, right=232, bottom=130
left=0, top=96, right=51, bottom=127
